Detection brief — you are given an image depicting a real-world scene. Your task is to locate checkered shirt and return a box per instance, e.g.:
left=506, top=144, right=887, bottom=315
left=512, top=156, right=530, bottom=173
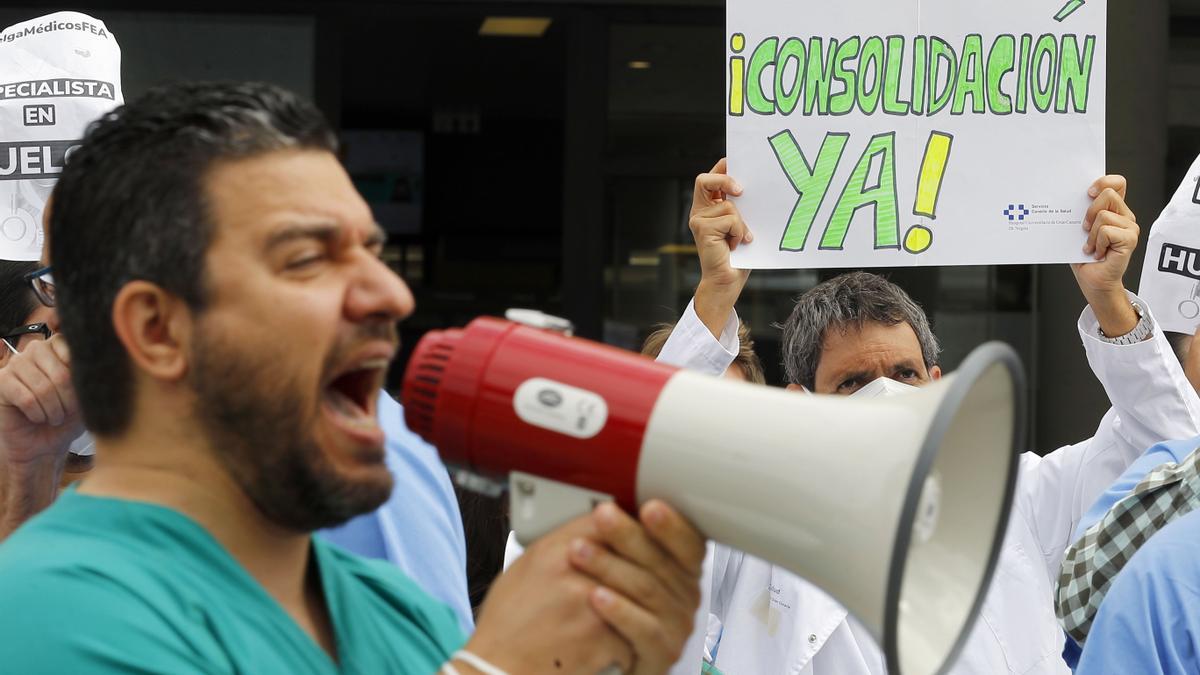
left=1055, top=447, right=1200, bottom=645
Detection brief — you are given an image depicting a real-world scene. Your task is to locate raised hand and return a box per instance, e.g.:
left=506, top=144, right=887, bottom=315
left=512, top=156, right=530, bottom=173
left=0, top=335, right=84, bottom=539
left=0, top=336, right=81, bottom=462
left=690, top=158, right=754, bottom=338
left=1071, top=175, right=1142, bottom=338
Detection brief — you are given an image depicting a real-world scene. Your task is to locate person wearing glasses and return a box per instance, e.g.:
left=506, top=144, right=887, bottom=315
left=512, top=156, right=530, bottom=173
left=2, top=323, right=52, bottom=356
left=0, top=257, right=86, bottom=540
left=0, top=264, right=54, bottom=357
left=0, top=8, right=124, bottom=541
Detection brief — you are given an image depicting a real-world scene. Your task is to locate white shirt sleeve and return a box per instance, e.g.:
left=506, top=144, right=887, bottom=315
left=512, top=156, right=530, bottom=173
left=656, top=298, right=741, bottom=375
left=1021, top=291, right=1200, bottom=580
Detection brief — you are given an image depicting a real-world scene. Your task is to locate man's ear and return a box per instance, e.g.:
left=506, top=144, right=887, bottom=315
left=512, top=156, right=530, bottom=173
left=110, top=281, right=192, bottom=383
left=930, top=365, right=943, bottom=381
left=0, top=344, right=13, bottom=368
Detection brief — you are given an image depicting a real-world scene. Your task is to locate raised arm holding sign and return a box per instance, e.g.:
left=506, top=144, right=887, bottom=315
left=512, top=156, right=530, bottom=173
left=665, top=155, right=1200, bottom=675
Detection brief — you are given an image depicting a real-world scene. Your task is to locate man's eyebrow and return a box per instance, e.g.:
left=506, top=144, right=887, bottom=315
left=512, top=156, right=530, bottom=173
left=262, top=222, right=387, bottom=250
left=890, top=359, right=922, bottom=372
left=835, top=369, right=871, bottom=384
left=364, top=224, right=387, bottom=247
left=263, top=222, right=341, bottom=251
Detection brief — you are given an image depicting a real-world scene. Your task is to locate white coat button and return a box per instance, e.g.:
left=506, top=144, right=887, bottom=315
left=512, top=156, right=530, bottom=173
left=808, top=634, right=817, bottom=644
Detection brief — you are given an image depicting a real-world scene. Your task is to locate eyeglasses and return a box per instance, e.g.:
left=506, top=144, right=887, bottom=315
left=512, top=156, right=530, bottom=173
left=24, top=266, right=55, bottom=308
left=1, top=322, right=51, bottom=355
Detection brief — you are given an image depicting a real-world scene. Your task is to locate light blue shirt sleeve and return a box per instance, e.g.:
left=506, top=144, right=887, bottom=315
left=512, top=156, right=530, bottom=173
left=1075, top=509, right=1200, bottom=675
left=1063, top=436, right=1200, bottom=669
left=1072, top=435, right=1200, bottom=543
left=321, top=391, right=474, bottom=633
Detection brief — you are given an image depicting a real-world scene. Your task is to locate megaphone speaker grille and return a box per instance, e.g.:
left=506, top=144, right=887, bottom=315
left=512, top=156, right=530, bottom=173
left=402, top=333, right=457, bottom=438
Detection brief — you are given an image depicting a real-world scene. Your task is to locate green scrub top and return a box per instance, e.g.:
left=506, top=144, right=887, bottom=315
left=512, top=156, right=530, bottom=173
left=0, top=489, right=466, bottom=673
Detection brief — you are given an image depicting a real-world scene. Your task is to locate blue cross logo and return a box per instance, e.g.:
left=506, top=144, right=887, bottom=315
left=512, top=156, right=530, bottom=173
left=1004, top=204, right=1030, bottom=221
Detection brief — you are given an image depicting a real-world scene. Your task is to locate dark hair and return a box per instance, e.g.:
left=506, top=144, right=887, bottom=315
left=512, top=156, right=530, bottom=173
left=454, top=486, right=510, bottom=615
left=778, top=271, right=941, bottom=390
left=0, top=260, right=40, bottom=334
left=50, top=81, right=338, bottom=436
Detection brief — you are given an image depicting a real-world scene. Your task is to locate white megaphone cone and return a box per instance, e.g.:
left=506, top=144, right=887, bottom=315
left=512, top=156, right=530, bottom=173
left=402, top=318, right=1023, bottom=675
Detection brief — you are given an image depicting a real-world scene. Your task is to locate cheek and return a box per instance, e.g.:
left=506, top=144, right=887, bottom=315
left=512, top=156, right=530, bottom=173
left=205, top=292, right=338, bottom=368
left=205, top=276, right=353, bottom=390
left=25, top=304, right=56, bottom=327
left=240, top=282, right=344, bottom=334
left=813, top=381, right=842, bottom=395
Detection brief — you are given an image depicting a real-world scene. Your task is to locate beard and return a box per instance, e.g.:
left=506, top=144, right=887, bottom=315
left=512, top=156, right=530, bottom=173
left=188, top=323, right=395, bottom=532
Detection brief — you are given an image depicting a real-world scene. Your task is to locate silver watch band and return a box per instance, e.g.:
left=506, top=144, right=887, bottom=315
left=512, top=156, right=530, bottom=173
left=1097, top=301, right=1153, bottom=345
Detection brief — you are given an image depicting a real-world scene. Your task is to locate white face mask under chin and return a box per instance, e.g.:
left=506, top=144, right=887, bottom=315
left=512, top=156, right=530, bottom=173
left=68, top=431, right=95, bottom=457
left=850, top=377, right=920, bottom=398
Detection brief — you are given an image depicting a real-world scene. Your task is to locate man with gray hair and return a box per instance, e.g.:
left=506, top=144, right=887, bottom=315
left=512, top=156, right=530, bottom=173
left=655, top=159, right=1200, bottom=674
left=777, top=271, right=941, bottom=395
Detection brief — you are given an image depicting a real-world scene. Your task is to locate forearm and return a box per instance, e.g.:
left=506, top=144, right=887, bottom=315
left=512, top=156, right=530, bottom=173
left=1041, top=295, right=1200, bottom=569
left=0, top=455, right=63, bottom=540
left=1082, top=287, right=1139, bottom=338
left=694, top=278, right=742, bottom=340
left=448, top=642, right=522, bottom=675
left=1080, top=294, right=1200, bottom=453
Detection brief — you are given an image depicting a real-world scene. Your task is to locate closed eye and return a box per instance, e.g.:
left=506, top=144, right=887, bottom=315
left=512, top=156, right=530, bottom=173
left=284, top=250, right=327, bottom=271
left=365, top=229, right=387, bottom=257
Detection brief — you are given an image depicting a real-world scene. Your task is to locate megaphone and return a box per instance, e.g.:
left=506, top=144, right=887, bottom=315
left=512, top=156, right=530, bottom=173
left=401, top=317, right=1023, bottom=675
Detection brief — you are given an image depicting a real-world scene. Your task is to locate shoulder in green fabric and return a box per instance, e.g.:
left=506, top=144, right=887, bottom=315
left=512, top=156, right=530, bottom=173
left=0, top=491, right=465, bottom=674
left=315, top=538, right=467, bottom=671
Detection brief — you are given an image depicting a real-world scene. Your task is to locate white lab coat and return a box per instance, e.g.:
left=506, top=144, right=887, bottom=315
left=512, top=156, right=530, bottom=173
left=663, top=293, right=1200, bottom=675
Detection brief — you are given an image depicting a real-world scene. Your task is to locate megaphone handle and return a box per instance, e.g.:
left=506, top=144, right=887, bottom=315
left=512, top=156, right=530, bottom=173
left=509, top=472, right=616, bottom=546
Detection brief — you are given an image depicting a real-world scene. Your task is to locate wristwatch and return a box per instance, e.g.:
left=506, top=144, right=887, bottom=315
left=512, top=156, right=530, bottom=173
left=1097, top=300, right=1154, bottom=345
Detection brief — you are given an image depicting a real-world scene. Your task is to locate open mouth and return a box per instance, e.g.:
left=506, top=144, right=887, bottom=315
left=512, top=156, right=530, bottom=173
left=322, top=356, right=391, bottom=445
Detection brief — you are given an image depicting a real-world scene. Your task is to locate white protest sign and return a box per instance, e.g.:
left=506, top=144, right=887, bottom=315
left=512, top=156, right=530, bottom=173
left=1137, top=154, right=1200, bottom=335
left=0, top=12, right=122, bottom=261
left=727, top=0, right=1105, bottom=269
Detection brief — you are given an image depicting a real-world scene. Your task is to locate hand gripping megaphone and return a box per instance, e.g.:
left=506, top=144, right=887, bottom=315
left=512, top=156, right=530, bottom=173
left=401, top=317, right=1023, bottom=675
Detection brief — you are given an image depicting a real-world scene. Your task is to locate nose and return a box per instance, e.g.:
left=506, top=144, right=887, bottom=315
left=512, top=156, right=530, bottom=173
left=345, top=252, right=416, bottom=324
left=45, top=308, right=61, bottom=334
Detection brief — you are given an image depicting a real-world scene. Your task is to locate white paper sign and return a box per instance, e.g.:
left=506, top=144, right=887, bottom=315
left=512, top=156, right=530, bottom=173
left=0, top=12, right=122, bottom=261
left=727, top=0, right=1105, bottom=269
left=1137, top=154, right=1200, bottom=335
